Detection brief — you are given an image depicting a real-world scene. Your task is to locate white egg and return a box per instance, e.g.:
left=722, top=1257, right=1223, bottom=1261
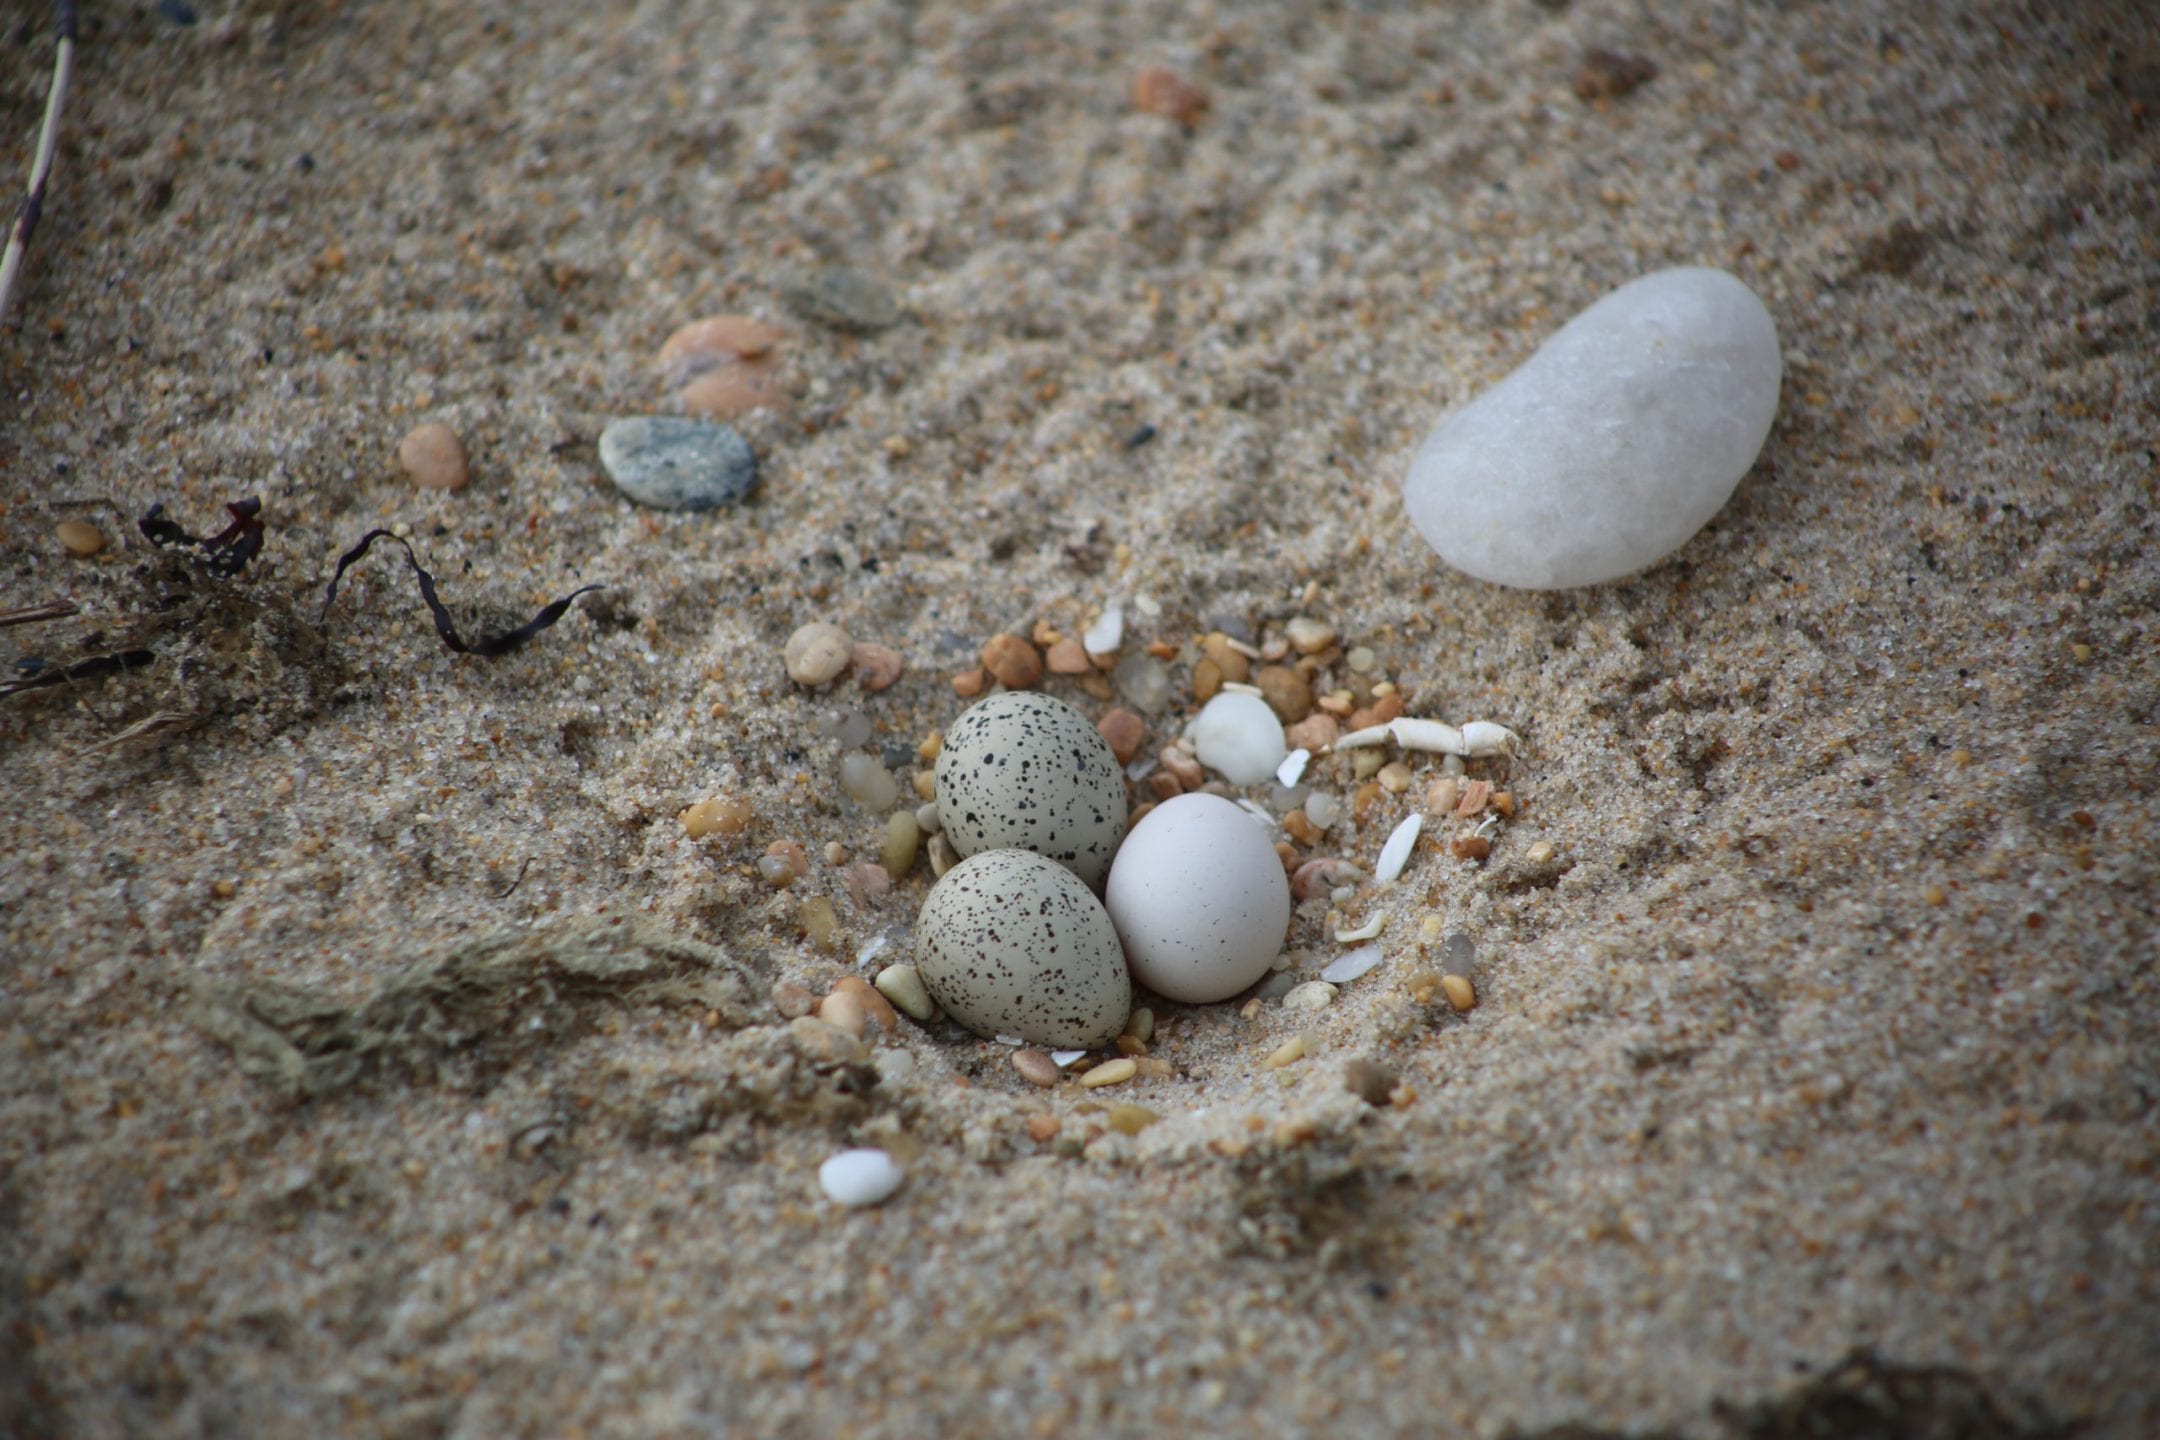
left=934, top=692, right=1127, bottom=888
left=1104, top=793, right=1291, bottom=1003
left=914, top=848, right=1131, bottom=1048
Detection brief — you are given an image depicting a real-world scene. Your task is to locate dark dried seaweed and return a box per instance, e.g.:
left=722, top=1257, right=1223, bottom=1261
left=0, top=648, right=154, bottom=697
left=321, top=529, right=602, bottom=658
left=139, top=496, right=264, bottom=577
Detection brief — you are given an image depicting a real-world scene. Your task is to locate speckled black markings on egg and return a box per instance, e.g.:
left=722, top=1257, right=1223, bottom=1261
left=913, top=848, right=1131, bottom=1049
left=933, top=692, right=1128, bottom=889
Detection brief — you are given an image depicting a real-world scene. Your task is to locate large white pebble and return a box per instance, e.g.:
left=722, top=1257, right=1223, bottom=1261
left=935, top=692, right=1127, bottom=888
left=818, top=1148, right=904, bottom=1207
left=914, top=849, right=1131, bottom=1048
left=1105, top=793, right=1291, bottom=1003
left=1404, top=267, right=1781, bottom=590
left=1190, top=691, right=1288, bottom=786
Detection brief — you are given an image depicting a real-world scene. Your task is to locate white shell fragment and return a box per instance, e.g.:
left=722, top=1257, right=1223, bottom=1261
left=819, top=1148, right=904, bottom=1207
left=1320, top=945, right=1384, bottom=984
left=1374, top=814, right=1423, bottom=884
left=1460, top=721, right=1520, bottom=757
left=1334, top=915, right=1386, bottom=943
left=1051, top=1049, right=1088, bottom=1068
left=1329, top=716, right=1515, bottom=758
left=1404, top=266, right=1782, bottom=589
left=1189, top=691, right=1289, bottom=786
left=1276, top=749, right=1310, bottom=786
left=1083, top=602, right=1125, bottom=656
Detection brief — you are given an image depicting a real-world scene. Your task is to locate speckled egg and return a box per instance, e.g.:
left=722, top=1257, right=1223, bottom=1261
left=914, top=849, right=1131, bottom=1048
left=934, top=692, right=1127, bottom=889
left=1104, top=792, right=1291, bottom=1003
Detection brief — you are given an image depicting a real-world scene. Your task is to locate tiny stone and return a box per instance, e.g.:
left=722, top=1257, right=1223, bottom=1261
left=818, top=1148, right=904, bottom=1207
left=1282, top=981, right=1338, bottom=1012
left=1442, top=974, right=1477, bottom=1012
left=1123, top=1007, right=1155, bottom=1045
left=1192, top=657, right=1224, bottom=704
left=1524, top=840, right=1557, bottom=864
left=785, top=622, right=854, bottom=685
left=843, top=862, right=891, bottom=909
left=951, top=668, right=987, bottom=697
left=398, top=421, right=471, bottom=491
left=1113, top=652, right=1173, bottom=714
left=657, top=314, right=785, bottom=381
left=681, top=796, right=751, bottom=839
left=817, top=987, right=867, bottom=1037
left=851, top=642, right=904, bottom=691
left=1284, top=714, right=1340, bottom=752
left=833, top=975, right=900, bottom=1033
left=875, top=964, right=937, bottom=1022
left=1107, top=1103, right=1159, bottom=1136
left=1078, top=1057, right=1138, bottom=1088
left=1026, top=1112, right=1062, bottom=1141
left=678, top=363, right=785, bottom=421
left=1345, top=646, right=1376, bottom=674
left=1378, top=761, right=1413, bottom=794
left=839, top=751, right=899, bottom=810
left=798, top=895, right=841, bottom=951
left=1254, top=665, right=1313, bottom=723
left=1045, top=637, right=1092, bottom=674
left=1199, top=633, right=1251, bottom=683
left=785, top=268, right=900, bottom=333
left=1191, top=692, right=1288, bottom=786
left=1012, top=1049, right=1062, bottom=1086
left=1574, top=47, right=1659, bottom=102
left=789, top=1016, right=868, bottom=1066
left=913, top=770, right=938, bottom=801
left=881, top=811, right=921, bottom=877
left=1451, top=833, right=1492, bottom=862
left=55, top=520, right=105, bottom=556
left=1285, top=617, right=1336, bottom=655
left=1264, top=1033, right=1308, bottom=1069
left=1321, top=946, right=1383, bottom=984
left=1097, top=708, right=1147, bottom=764
left=771, top=981, right=818, bottom=1019
left=1083, top=603, right=1125, bottom=655
left=1426, top=776, right=1462, bottom=815
left=914, top=801, right=941, bottom=834
left=928, top=832, right=960, bottom=877
left=1303, top=791, right=1340, bottom=829
left=1132, top=66, right=1208, bottom=126
left=1255, top=971, right=1299, bottom=1001
left=599, top=416, right=758, bottom=511
left=1343, top=1059, right=1397, bottom=1106
left=1442, top=932, right=1476, bottom=969
left=981, top=633, right=1045, bottom=689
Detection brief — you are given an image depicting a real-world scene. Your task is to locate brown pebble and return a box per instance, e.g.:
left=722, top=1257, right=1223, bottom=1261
left=1079, top=1057, right=1137, bottom=1088
left=1455, top=779, right=1493, bottom=819
left=681, top=796, right=753, bottom=839
left=1575, top=48, right=1659, bottom=102
left=1283, top=810, right=1320, bottom=846
left=1045, top=637, right=1091, bottom=675
left=817, top=987, right=868, bottom=1037
left=1148, top=771, right=1183, bottom=802
left=851, top=642, right=904, bottom=692
left=398, top=421, right=470, bottom=491
left=1450, top=833, right=1492, bottom=862
left=981, top=633, right=1044, bottom=689
left=1198, top=633, right=1250, bottom=684
left=1012, top=1049, right=1062, bottom=1087
left=1274, top=840, right=1299, bottom=872
left=1284, top=713, right=1340, bottom=751
left=681, top=361, right=784, bottom=420
left=1291, top=857, right=1357, bottom=902
left=1158, top=748, right=1203, bottom=790
left=1026, top=1112, right=1062, bottom=1141
left=1491, top=790, right=1516, bottom=818
left=1347, top=693, right=1405, bottom=732
left=1343, top=1059, right=1397, bottom=1106
left=1115, top=1035, right=1148, bottom=1057
left=1132, top=66, right=1208, bottom=126
left=1107, top=1103, right=1159, bottom=1136
left=784, top=622, right=854, bottom=686
left=1441, top=974, right=1476, bottom=1013
left=771, top=980, right=818, bottom=1019
left=1097, top=708, right=1146, bottom=764
left=1255, top=665, right=1312, bottom=723
left=1425, top=776, right=1461, bottom=815
left=843, top=861, right=891, bottom=909
left=1192, top=657, right=1224, bottom=704
left=833, top=975, right=899, bottom=1033
left=658, top=314, right=786, bottom=376
left=951, top=668, right=987, bottom=697
left=55, top=520, right=105, bottom=557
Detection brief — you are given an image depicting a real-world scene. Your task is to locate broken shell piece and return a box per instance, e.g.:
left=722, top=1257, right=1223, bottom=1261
left=1374, top=814, right=1423, bottom=884
left=1292, top=857, right=1365, bottom=902
left=1051, top=1049, right=1088, bottom=1068
left=1460, top=721, right=1520, bottom=757
left=1083, top=603, right=1125, bottom=656
left=1320, top=945, right=1384, bottom=984
left=1277, top=749, right=1311, bottom=786
left=1387, top=718, right=1467, bottom=755
left=1331, top=724, right=1393, bottom=751
left=1335, top=914, right=1386, bottom=943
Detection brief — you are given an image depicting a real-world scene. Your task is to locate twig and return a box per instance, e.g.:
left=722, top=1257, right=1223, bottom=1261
left=0, top=1, right=80, bottom=327
left=0, top=600, right=79, bottom=629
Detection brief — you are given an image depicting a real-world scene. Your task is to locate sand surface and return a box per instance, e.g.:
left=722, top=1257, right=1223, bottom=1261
left=3, top=0, right=2156, bottom=1435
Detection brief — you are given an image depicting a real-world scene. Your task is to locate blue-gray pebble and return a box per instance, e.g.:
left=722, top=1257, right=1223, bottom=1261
left=599, top=417, right=758, bottom=511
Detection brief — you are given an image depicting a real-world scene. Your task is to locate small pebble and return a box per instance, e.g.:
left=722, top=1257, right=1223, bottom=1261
left=833, top=975, right=899, bottom=1033
left=55, top=520, right=105, bottom=556
left=1045, top=637, right=1091, bottom=674
left=599, top=416, right=758, bottom=511
left=1123, top=1007, right=1155, bottom=1045
left=817, top=986, right=868, bottom=1037
left=928, top=832, right=960, bottom=877
left=1378, top=761, right=1413, bottom=794
left=1026, top=1112, right=1062, bottom=1141
left=1082, top=603, right=1125, bottom=655
left=1321, top=946, right=1383, bottom=984
left=785, top=622, right=855, bottom=685
left=398, top=421, right=470, bottom=491
left=1284, top=714, right=1341, bottom=752
left=1345, top=646, right=1376, bottom=675
left=1078, top=1058, right=1138, bottom=1088
left=843, top=862, right=890, bottom=909
left=1426, top=776, right=1462, bottom=815
left=1524, top=840, right=1557, bottom=864
left=1285, top=617, right=1336, bottom=655
left=1290, top=857, right=1360, bottom=902
left=1443, top=932, right=1477, bottom=969
left=881, top=811, right=921, bottom=877
left=1107, top=1103, right=1159, bottom=1136
left=678, top=364, right=785, bottom=421
left=1264, top=1033, right=1308, bottom=1069
left=1442, top=974, right=1477, bottom=1013
left=951, top=668, right=987, bottom=697
left=1451, top=833, right=1492, bottom=862
left=790, top=1016, right=868, bottom=1065
left=874, top=964, right=936, bottom=1022
left=1097, top=708, right=1146, bottom=764
left=851, top=642, right=904, bottom=691
left=980, top=633, right=1044, bottom=689
left=914, top=801, right=941, bottom=833
left=1254, top=665, right=1312, bottom=723
left=771, top=980, right=818, bottom=1018
left=785, top=267, right=900, bottom=333
left=1282, top=981, right=1338, bottom=1012
left=839, top=751, right=899, bottom=810
left=1132, top=66, right=1208, bottom=126
left=657, top=314, right=785, bottom=382
left=1303, top=792, right=1341, bottom=830
left=818, top=1148, right=904, bottom=1207
left=798, top=895, right=841, bottom=950
left=1343, top=1059, right=1397, bottom=1107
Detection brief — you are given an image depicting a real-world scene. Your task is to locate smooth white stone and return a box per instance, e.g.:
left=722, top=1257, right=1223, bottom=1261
left=1374, top=813, right=1423, bottom=884
left=1083, top=602, right=1125, bottom=655
left=818, top=1148, right=904, bottom=1207
left=1282, top=980, right=1338, bottom=1011
left=1321, top=945, right=1384, bottom=984
left=1190, top=692, right=1288, bottom=786
left=1404, top=267, right=1781, bottom=589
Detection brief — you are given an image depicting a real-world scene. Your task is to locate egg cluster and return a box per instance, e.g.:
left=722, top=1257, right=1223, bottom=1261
left=914, top=692, right=1291, bottom=1047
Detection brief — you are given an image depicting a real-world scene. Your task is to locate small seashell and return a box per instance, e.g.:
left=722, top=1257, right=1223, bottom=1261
left=1374, top=814, right=1423, bottom=884
left=1320, top=945, right=1384, bottom=984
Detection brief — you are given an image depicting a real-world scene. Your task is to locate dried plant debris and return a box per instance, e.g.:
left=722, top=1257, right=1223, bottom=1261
left=139, top=496, right=265, bottom=577
left=187, top=916, right=764, bottom=1100
left=322, top=529, right=604, bottom=657
left=2, top=647, right=155, bottom=697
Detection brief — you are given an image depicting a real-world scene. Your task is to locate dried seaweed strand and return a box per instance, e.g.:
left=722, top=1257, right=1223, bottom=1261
left=139, top=496, right=264, bottom=577
left=321, top=529, right=602, bottom=658
left=1, top=648, right=154, bottom=698
left=0, top=1, right=79, bottom=326
left=0, top=600, right=79, bottom=629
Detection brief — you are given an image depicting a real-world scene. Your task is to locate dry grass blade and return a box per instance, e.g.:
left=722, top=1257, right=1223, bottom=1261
left=0, top=1, right=80, bottom=327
